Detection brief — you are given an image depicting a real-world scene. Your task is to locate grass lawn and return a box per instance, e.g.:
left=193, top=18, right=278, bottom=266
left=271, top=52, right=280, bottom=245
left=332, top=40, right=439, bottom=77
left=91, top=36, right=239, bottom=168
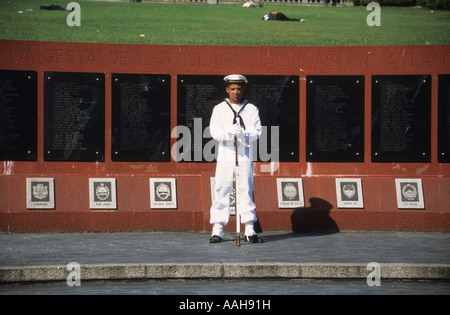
left=0, top=0, right=449, bottom=46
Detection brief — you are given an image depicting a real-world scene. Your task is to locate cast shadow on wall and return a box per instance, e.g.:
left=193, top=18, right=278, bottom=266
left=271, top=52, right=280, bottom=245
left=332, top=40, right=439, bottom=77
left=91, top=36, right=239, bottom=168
left=262, top=197, right=339, bottom=242
left=291, top=197, right=339, bottom=233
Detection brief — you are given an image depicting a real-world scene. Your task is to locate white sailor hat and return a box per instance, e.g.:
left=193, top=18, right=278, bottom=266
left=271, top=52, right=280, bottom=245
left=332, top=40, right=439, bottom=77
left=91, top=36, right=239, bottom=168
left=224, top=74, right=247, bottom=85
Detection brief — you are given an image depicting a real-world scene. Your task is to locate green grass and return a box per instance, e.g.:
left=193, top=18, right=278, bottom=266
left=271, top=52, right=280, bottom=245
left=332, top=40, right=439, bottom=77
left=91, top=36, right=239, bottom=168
left=0, top=0, right=449, bottom=46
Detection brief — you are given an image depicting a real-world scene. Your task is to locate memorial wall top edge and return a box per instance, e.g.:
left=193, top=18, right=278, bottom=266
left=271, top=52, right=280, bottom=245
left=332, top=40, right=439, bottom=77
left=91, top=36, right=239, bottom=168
left=1, top=40, right=449, bottom=74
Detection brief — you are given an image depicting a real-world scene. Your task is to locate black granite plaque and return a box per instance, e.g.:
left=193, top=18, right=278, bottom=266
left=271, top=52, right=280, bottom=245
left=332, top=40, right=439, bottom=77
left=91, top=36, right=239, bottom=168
left=249, top=75, right=299, bottom=162
left=177, top=75, right=299, bottom=162
left=44, top=72, right=105, bottom=161
left=371, top=75, right=431, bottom=163
left=111, top=74, right=171, bottom=162
left=438, top=74, right=450, bottom=163
left=306, top=76, right=364, bottom=162
left=0, top=70, right=37, bottom=161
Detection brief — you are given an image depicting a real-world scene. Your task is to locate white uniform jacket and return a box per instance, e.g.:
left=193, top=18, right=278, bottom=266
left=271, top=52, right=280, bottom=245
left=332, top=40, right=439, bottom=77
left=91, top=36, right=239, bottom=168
left=209, top=99, right=262, bottom=162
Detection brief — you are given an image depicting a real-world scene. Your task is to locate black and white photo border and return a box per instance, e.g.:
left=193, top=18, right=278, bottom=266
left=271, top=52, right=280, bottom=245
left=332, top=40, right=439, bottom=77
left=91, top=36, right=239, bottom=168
left=395, top=178, right=425, bottom=209
left=150, top=178, right=177, bottom=209
left=276, top=178, right=304, bottom=209
left=89, top=178, right=117, bottom=210
left=26, top=177, right=55, bottom=209
left=335, top=178, right=364, bottom=209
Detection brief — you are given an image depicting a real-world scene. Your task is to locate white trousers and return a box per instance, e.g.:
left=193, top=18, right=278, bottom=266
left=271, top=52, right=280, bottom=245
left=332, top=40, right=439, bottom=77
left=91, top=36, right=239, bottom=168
left=210, top=161, right=257, bottom=226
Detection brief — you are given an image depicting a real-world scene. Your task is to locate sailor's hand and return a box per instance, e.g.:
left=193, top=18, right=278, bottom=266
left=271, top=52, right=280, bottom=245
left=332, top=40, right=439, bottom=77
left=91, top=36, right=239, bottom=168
left=226, top=124, right=243, bottom=136
left=237, top=129, right=249, bottom=147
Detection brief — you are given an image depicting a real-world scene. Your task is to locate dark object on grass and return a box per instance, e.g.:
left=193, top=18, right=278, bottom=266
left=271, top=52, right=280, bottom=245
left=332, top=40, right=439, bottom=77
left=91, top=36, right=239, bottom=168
left=262, top=11, right=303, bottom=22
left=40, top=4, right=70, bottom=11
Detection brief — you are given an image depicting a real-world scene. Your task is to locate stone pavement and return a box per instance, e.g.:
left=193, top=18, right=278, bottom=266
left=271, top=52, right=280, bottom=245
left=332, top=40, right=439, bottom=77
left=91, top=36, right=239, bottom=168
left=0, top=231, right=449, bottom=283
left=3, top=278, right=450, bottom=295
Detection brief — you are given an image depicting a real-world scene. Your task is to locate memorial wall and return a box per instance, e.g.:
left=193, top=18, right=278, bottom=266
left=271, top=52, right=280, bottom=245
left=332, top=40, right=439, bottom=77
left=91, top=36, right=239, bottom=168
left=0, top=40, right=449, bottom=232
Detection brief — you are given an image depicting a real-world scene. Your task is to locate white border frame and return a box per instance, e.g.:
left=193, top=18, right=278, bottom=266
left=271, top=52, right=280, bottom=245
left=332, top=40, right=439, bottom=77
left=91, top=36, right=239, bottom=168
left=395, top=178, right=425, bottom=209
left=276, top=178, right=304, bottom=209
left=335, top=178, right=364, bottom=209
left=150, top=178, right=177, bottom=209
left=26, top=177, right=55, bottom=209
left=89, top=178, right=117, bottom=209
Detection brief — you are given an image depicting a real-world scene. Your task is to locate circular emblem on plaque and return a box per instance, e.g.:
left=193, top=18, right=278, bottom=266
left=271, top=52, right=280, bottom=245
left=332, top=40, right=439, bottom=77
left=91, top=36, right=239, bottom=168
left=402, top=183, right=417, bottom=201
left=283, top=183, right=298, bottom=200
left=95, top=183, right=110, bottom=201
left=156, top=183, right=171, bottom=200
left=32, top=183, right=49, bottom=200
left=342, top=184, right=356, bottom=199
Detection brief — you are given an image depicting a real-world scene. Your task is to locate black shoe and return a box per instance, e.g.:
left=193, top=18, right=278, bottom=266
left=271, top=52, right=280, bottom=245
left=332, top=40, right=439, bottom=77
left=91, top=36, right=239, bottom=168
left=244, top=235, right=264, bottom=243
left=209, top=235, right=224, bottom=243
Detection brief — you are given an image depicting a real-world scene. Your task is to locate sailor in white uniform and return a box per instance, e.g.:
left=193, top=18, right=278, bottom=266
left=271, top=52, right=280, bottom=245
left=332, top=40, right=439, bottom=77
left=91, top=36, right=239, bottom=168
left=209, top=75, right=263, bottom=243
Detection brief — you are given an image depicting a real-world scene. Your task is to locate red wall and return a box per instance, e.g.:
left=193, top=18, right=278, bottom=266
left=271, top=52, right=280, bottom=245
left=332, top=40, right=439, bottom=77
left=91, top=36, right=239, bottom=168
left=0, top=40, right=449, bottom=232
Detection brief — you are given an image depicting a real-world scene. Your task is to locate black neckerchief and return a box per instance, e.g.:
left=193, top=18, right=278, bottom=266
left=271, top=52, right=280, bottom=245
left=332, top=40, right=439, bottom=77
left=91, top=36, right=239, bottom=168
left=224, top=99, right=248, bottom=130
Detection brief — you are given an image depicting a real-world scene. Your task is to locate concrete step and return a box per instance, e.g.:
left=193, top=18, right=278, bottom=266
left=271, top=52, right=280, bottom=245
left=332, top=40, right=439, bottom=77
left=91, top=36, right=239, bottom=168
left=2, top=262, right=449, bottom=283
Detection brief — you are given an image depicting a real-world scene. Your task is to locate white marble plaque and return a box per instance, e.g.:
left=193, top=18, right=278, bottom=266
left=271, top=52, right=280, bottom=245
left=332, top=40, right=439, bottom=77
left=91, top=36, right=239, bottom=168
left=150, top=178, right=177, bottom=209
left=395, top=178, right=425, bottom=209
left=276, top=178, right=304, bottom=208
left=89, top=178, right=117, bottom=209
left=26, top=178, right=55, bottom=209
left=335, top=178, right=364, bottom=208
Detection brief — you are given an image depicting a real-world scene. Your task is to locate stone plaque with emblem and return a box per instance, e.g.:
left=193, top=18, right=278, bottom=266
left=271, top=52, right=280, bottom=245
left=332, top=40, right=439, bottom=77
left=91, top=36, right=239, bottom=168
left=177, top=75, right=299, bottom=162
left=0, top=70, right=37, bottom=161
left=26, top=178, right=55, bottom=209
left=395, top=178, right=425, bottom=209
left=89, top=178, right=117, bottom=209
left=371, top=75, right=431, bottom=163
left=306, top=75, right=364, bottom=162
left=150, top=178, right=177, bottom=209
left=276, top=178, right=304, bottom=208
left=111, top=74, right=171, bottom=161
left=438, top=74, right=450, bottom=163
left=335, top=178, right=364, bottom=209
left=44, top=71, right=105, bottom=161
